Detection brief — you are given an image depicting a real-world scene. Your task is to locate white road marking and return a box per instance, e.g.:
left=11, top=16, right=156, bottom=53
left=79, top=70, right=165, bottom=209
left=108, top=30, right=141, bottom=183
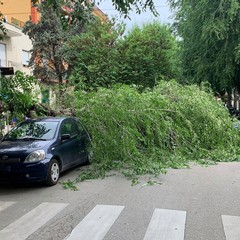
left=222, top=215, right=240, bottom=240
left=66, top=204, right=124, bottom=240
left=0, top=201, right=15, bottom=212
left=0, top=202, right=68, bottom=240
left=143, top=208, right=186, bottom=240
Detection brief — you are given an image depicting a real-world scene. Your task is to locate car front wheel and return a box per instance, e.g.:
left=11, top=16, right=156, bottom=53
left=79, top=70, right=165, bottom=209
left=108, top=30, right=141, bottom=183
left=46, top=159, right=60, bottom=186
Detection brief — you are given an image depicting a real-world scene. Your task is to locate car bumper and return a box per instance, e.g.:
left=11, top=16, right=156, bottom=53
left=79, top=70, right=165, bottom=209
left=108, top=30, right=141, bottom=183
left=0, top=160, right=50, bottom=183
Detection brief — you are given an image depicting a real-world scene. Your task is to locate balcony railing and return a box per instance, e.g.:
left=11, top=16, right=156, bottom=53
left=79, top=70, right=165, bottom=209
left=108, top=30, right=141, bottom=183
left=11, top=17, right=25, bottom=28
left=0, top=59, right=27, bottom=72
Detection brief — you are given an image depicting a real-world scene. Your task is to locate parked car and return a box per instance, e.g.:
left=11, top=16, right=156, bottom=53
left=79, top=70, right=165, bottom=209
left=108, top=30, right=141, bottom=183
left=0, top=117, right=90, bottom=185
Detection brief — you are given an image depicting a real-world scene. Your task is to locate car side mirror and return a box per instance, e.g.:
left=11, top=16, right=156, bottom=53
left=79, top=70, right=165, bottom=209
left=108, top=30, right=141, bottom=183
left=61, top=134, right=70, bottom=141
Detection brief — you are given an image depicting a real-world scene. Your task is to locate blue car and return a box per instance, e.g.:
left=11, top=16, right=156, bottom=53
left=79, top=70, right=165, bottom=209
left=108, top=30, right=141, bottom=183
left=0, top=117, right=90, bottom=185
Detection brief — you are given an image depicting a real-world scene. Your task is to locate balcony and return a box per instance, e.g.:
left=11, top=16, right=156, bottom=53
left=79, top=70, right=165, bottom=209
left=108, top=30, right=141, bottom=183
left=1, top=22, right=22, bottom=38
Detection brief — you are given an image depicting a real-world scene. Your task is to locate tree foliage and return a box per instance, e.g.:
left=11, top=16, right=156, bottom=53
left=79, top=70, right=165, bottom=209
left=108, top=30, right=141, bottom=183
left=117, top=21, right=181, bottom=88
left=23, top=6, right=65, bottom=84
left=0, top=71, right=36, bottom=117
left=67, top=20, right=180, bottom=90
left=74, top=81, right=240, bottom=180
left=31, top=0, right=158, bottom=17
left=65, top=18, right=124, bottom=91
left=169, top=0, right=240, bottom=93
left=23, top=1, right=94, bottom=85
left=0, top=1, right=6, bottom=39
left=1, top=0, right=160, bottom=37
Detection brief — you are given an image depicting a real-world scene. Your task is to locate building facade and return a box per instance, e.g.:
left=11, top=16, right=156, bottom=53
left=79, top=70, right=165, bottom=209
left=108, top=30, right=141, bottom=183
left=0, top=0, right=106, bottom=107
left=1, top=0, right=107, bottom=25
left=0, top=0, right=107, bottom=71
left=1, top=0, right=38, bottom=25
left=0, top=23, right=32, bottom=75
left=0, top=0, right=35, bottom=74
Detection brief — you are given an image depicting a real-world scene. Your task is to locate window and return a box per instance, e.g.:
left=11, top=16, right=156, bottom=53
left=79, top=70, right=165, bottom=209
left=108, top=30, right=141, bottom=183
left=22, top=50, right=30, bottom=66
left=41, top=89, right=49, bottom=104
left=74, top=119, right=84, bottom=132
left=0, top=43, right=6, bottom=67
left=60, top=119, right=78, bottom=137
left=5, top=121, right=59, bottom=140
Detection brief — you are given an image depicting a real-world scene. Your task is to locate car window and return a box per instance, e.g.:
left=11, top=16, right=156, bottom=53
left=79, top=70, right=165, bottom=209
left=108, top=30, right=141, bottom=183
left=4, top=121, right=59, bottom=140
left=60, top=119, right=78, bottom=137
left=75, top=119, right=84, bottom=132
left=70, top=119, right=79, bottom=136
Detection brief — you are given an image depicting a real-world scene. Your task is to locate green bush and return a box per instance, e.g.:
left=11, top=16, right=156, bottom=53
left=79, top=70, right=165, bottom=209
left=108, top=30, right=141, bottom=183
left=0, top=71, right=36, bottom=120
left=74, top=81, right=240, bottom=179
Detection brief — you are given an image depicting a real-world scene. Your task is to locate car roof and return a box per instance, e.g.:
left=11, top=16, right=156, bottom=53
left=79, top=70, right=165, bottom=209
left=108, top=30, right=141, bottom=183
left=24, top=117, right=74, bottom=123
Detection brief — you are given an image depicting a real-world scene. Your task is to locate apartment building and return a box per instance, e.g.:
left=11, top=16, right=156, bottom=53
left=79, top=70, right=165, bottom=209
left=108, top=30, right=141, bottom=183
left=0, top=0, right=107, bottom=72
left=0, top=0, right=106, bottom=108
left=1, top=0, right=37, bottom=25
left=0, top=0, right=33, bottom=75
left=0, top=22, right=32, bottom=75
left=0, top=0, right=39, bottom=72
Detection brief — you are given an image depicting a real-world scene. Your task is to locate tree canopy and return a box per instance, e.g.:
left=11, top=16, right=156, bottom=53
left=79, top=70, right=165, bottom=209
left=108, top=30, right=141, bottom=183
left=0, top=0, right=160, bottom=37
left=23, top=1, right=94, bottom=85
left=0, top=71, right=36, bottom=118
left=66, top=20, right=180, bottom=90
left=117, top=22, right=181, bottom=88
left=169, top=0, right=240, bottom=94
left=65, top=18, right=124, bottom=91
left=31, top=0, right=158, bottom=16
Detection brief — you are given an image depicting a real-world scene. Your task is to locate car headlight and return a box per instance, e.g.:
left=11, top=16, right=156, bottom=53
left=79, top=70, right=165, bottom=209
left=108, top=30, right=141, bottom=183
left=25, top=150, right=46, bottom=163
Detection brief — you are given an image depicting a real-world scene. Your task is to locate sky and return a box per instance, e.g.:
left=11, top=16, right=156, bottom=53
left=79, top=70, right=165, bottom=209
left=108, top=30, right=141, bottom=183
left=97, top=0, right=173, bottom=32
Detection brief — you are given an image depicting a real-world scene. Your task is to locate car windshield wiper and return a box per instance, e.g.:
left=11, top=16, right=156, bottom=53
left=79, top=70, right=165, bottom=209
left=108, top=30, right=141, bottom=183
left=1, top=138, right=17, bottom=141
left=20, top=137, right=47, bottom=141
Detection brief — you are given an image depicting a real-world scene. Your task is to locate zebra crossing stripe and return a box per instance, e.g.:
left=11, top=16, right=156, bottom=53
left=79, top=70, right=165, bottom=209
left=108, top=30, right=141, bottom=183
left=66, top=204, right=124, bottom=240
left=222, top=215, right=240, bottom=240
left=143, top=208, right=186, bottom=240
left=0, top=201, right=15, bottom=212
left=0, top=202, right=68, bottom=240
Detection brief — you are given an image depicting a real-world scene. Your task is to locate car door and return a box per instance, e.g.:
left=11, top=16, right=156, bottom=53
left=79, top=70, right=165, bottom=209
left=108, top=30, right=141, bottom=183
left=57, top=119, right=79, bottom=170
left=73, top=119, right=89, bottom=163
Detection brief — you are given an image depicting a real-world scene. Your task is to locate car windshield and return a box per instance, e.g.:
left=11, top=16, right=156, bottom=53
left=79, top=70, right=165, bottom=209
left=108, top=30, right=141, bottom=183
left=3, top=121, right=59, bottom=141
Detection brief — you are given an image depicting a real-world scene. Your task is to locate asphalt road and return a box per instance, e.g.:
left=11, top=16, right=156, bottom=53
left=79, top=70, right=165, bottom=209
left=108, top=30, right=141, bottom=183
left=1, top=162, right=240, bottom=240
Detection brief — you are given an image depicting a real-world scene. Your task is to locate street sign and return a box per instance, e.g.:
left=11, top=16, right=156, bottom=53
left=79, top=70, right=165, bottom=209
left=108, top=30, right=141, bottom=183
left=0, top=67, right=14, bottom=76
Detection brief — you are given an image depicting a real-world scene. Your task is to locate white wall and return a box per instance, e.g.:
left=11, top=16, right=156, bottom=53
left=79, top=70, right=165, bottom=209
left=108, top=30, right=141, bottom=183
left=0, top=22, right=32, bottom=75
